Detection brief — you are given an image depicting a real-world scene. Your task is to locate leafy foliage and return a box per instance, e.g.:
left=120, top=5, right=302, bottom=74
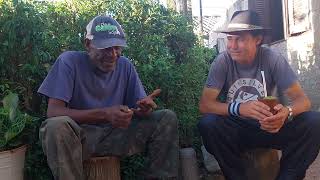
left=0, top=93, right=39, bottom=151
left=0, top=0, right=216, bottom=179
left=121, top=154, right=146, bottom=179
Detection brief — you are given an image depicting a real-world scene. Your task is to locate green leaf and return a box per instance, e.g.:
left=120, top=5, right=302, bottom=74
left=2, top=41, right=9, bottom=46
left=2, top=93, right=19, bottom=110
left=2, top=93, right=19, bottom=121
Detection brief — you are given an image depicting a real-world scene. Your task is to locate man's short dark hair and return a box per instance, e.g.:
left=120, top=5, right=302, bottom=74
left=249, top=30, right=264, bottom=37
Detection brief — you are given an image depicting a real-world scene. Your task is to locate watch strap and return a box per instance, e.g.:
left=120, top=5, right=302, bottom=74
left=286, top=106, right=293, bottom=122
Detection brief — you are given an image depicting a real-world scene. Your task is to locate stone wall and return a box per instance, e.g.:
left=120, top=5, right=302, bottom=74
left=270, top=34, right=320, bottom=110
left=270, top=0, right=320, bottom=110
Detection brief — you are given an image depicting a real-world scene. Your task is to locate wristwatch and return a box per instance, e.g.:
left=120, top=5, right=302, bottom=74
left=286, top=106, right=293, bottom=122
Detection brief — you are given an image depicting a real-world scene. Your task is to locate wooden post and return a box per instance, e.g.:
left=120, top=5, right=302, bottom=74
left=242, top=148, right=280, bottom=180
left=180, top=147, right=199, bottom=180
left=83, top=156, right=121, bottom=180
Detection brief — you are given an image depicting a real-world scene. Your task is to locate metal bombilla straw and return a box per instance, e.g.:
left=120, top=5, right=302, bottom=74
left=261, top=71, right=267, bottom=97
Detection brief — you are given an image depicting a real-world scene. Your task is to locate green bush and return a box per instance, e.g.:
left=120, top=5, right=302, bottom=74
left=0, top=93, right=39, bottom=151
left=0, top=0, right=216, bottom=179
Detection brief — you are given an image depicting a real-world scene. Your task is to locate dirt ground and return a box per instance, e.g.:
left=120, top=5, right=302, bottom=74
left=304, top=152, right=320, bottom=180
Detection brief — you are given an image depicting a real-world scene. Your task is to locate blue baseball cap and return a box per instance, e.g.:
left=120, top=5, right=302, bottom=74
left=85, top=15, right=127, bottom=49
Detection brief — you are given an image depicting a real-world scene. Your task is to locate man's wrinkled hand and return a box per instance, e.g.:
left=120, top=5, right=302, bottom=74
left=133, top=89, right=160, bottom=117
left=239, top=100, right=273, bottom=121
left=137, top=96, right=157, bottom=110
left=133, top=97, right=157, bottom=117
left=106, top=105, right=133, bottom=129
left=259, top=104, right=289, bottom=133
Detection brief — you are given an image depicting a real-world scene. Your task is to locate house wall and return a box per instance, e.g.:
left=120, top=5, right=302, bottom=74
left=270, top=0, right=320, bottom=110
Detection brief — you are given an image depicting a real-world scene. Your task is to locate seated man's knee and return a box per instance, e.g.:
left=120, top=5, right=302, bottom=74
left=159, top=109, right=178, bottom=128
left=198, top=113, right=220, bottom=133
left=40, top=116, right=77, bottom=139
left=300, top=111, right=320, bottom=136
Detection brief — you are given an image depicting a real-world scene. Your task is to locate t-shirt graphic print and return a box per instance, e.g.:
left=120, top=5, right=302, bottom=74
left=227, top=78, right=265, bottom=103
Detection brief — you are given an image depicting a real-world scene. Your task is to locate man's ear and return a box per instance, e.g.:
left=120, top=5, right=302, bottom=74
left=84, top=39, right=91, bottom=51
left=255, top=35, right=263, bottom=46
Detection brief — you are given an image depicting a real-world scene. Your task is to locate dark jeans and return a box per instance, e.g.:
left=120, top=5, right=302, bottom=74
left=198, top=111, right=320, bottom=180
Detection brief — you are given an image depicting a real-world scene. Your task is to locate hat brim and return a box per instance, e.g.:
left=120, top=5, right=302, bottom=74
left=215, top=27, right=271, bottom=34
left=91, top=38, right=127, bottom=49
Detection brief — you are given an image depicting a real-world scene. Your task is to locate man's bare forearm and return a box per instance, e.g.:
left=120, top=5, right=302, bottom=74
left=199, top=88, right=230, bottom=116
left=290, top=96, right=311, bottom=116
left=199, top=101, right=229, bottom=116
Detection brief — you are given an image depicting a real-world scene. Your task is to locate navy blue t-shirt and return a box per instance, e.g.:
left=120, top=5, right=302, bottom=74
left=38, top=51, right=146, bottom=109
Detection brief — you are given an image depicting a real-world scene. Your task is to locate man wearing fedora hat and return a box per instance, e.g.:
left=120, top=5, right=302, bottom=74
left=37, top=15, right=178, bottom=180
left=198, top=10, right=320, bottom=180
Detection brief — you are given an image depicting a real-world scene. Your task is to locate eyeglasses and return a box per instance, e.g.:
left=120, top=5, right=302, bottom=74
left=97, top=46, right=121, bottom=51
left=94, top=46, right=122, bottom=56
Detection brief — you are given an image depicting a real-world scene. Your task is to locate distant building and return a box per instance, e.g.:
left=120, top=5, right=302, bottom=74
left=164, top=0, right=223, bottom=47
left=193, top=15, right=220, bottom=47
left=209, top=0, right=248, bottom=51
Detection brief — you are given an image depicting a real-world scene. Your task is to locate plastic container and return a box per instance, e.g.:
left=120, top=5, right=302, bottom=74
left=0, top=145, right=27, bottom=180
